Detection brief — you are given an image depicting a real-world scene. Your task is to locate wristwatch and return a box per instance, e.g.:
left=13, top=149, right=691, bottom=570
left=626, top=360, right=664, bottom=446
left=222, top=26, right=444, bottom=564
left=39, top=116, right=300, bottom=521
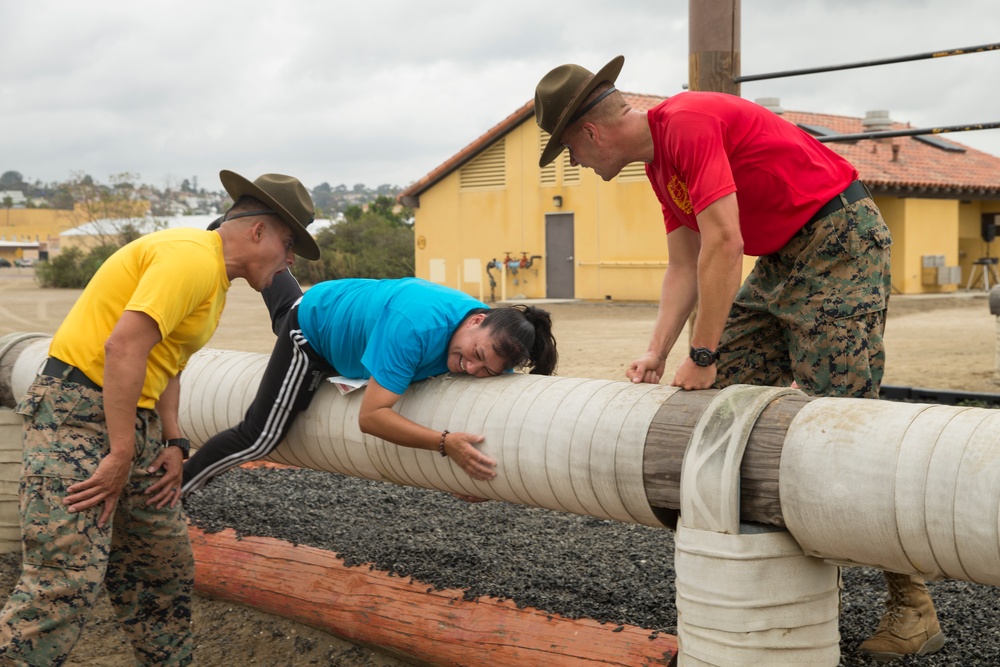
left=689, top=347, right=719, bottom=367
left=166, top=437, right=191, bottom=459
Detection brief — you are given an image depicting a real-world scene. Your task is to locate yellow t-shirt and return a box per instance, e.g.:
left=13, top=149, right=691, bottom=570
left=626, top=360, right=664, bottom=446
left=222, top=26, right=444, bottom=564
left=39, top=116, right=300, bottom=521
left=50, top=227, right=230, bottom=409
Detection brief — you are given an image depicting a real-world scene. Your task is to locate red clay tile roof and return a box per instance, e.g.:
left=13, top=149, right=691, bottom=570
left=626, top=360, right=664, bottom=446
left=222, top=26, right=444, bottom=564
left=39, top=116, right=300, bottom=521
left=399, top=93, right=1000, bottom=204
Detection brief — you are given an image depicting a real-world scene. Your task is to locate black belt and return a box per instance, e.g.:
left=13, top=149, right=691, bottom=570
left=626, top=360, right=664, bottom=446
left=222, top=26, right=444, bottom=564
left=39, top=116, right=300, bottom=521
left=808, top=180, right=871, bottom=224
left=41, top=357, right=102, bottom=392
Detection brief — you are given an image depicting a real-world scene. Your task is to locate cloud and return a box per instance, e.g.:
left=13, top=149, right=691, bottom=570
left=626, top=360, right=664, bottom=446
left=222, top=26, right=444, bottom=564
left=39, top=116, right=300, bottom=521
left=1, top=1, right=997, bottom=191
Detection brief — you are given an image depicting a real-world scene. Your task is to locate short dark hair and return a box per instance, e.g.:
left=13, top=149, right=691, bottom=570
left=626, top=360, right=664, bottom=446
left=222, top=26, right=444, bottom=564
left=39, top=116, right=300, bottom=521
left=229, top=195, right=270, bottom=214
left=472, top=305, right=558, bottom=375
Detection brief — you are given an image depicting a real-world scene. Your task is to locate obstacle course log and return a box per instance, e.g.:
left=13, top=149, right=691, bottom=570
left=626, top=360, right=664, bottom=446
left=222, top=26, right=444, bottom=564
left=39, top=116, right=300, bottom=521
left=2, top=335, right=1000, bottom=588
left=190, top=526, right=678, bottom=667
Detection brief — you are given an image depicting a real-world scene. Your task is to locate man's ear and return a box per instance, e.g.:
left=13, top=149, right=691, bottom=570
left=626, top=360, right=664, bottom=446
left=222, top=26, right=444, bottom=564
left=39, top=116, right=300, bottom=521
left=251, top=221, right=265, bottom=241
left=467, top=312, right=487, bottom=327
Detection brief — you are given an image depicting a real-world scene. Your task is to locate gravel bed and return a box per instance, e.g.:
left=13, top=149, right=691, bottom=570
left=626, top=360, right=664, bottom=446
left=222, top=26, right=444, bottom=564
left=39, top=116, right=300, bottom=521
left=186, top=466, right=1000, bottom=666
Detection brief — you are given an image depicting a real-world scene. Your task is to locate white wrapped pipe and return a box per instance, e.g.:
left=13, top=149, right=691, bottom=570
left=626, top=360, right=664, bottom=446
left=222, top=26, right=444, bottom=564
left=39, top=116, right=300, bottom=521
left=8, top=338, right=50, bottom=404
left=5, top=334, right=1000, bottom=592
left=780, top=397, right=1000, bottom=586
left=179, top=348, right=679, bottom=528
left=676, top=386, right=840, bottom=667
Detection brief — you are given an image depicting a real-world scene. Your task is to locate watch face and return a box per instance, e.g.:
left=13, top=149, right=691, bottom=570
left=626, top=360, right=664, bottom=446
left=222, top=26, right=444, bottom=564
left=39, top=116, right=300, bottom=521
left=691, top=348, right=716, bottom=367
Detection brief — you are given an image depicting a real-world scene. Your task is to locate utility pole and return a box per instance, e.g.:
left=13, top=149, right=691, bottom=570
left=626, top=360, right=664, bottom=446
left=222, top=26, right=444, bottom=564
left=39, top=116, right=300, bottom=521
left=686, top=1, right=741, bottom=342
left=688, top=0, right=741, bottom=95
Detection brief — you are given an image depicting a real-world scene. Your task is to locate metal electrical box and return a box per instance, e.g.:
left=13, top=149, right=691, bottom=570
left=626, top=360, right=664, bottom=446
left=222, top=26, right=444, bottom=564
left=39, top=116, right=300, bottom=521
left=921, top=255, right=961, bottom=286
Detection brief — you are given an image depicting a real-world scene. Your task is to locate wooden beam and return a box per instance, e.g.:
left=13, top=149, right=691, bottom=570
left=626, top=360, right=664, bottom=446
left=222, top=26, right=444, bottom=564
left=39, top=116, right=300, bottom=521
left=643, top=390, right=813, bottom=529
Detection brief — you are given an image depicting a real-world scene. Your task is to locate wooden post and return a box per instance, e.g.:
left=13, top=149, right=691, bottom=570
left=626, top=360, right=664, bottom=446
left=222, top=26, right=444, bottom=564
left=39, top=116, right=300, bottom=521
left=686, top=0, right=741, bottom=343
left=642, top=389, right=812, bottom=529
left=688, top=0, right=741, bottom=95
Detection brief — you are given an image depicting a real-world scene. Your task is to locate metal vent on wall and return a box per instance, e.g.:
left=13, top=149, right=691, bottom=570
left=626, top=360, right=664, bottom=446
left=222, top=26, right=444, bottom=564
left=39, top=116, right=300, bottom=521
left=460, top=139, right=506, bottom=190
left=562, top=152, right=580, bottom=185
left=617, top=161, right=647, bottom=182
left=539, top=131, right=557, bottom=186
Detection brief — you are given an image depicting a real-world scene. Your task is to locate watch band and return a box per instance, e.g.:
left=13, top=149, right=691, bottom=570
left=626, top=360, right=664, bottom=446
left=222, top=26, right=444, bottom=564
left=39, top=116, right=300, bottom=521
left=166, top=437, right=191, bottom=459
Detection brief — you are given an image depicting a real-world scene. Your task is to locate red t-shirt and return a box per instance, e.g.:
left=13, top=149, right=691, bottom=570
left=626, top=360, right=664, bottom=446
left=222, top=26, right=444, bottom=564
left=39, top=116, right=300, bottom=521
left=645, top=92, right=858, bottom=256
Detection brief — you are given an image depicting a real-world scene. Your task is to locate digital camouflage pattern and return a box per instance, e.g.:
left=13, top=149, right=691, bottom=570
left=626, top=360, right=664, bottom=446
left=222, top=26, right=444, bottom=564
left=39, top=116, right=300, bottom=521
left=0, top=375, right=193, bottom=666
left=715, top=196, right=892, bottom=399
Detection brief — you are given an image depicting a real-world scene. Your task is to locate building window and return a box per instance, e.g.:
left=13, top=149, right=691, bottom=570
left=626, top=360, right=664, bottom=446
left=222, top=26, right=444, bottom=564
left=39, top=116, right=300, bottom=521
left=460, top=139, right=506, bottom=190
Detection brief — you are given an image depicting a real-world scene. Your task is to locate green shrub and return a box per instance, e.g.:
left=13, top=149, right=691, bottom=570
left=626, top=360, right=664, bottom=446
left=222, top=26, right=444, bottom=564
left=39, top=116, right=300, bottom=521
left=293, top=197, right=414, bottom=285
left=36, top=244, right=119, bottom=288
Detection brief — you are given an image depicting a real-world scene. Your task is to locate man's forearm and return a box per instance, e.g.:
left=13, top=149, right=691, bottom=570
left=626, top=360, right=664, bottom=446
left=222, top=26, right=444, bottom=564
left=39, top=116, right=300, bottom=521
left=690, top=192, right=745, bottom=351
left=156, top=374, right=183, bottom=440
left=102, top=349, right=147, bottom=459
left=690, top=242, right=743, bottom=350
left=647, top=264, right=698, bottom=361
left=102, top=311, right=161, bottom=459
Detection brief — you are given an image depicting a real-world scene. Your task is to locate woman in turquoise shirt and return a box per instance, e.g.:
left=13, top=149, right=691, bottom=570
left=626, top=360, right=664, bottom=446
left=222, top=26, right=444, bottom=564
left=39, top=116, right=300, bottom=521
left=182, top=271, right=557, bottom=495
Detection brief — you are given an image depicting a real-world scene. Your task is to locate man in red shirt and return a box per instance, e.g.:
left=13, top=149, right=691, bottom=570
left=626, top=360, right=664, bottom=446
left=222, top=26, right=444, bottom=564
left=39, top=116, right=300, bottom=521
left=534, top=55, right=942, bottom=661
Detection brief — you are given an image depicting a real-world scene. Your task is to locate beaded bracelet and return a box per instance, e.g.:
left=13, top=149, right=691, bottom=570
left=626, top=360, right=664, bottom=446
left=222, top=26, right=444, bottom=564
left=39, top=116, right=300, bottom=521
left=438, top=430, right=450, bottom=457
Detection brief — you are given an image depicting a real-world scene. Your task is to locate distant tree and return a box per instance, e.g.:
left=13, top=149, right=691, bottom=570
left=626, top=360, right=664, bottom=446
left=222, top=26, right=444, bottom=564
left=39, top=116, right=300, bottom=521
left=67, top=171, right=165, bottom=249
left=0, top=171, right=25, bottom=191
left=310, top=182, right=335, bottom=218
left=181, top=178, right=192, bottom=193
left=50, top=185, right=75, bottom=210
left=2, top=195, right=12, bottom=226
left=293, top=196, right=414, bottom=285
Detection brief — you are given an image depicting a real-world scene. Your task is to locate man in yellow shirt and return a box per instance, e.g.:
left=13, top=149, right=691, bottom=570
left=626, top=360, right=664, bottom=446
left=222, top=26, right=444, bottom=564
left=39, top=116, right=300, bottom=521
left=0, top=170, right=319, bottom=666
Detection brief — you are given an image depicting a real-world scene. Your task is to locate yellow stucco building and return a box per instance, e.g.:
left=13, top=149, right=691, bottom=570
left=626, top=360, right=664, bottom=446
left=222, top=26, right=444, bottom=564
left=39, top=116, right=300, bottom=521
left=400, top=94, right=1000, bottom=301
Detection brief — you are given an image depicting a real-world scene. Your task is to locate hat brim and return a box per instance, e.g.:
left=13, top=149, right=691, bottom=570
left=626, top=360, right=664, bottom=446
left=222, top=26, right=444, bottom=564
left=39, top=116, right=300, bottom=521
left=219, top=170, right=321, bottom=260
left=539, top=55, right=625, bottom=168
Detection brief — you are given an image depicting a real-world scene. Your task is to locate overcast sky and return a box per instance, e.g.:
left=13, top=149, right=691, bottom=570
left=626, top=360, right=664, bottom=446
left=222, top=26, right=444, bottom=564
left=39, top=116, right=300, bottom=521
left=2, top=1, right=998, bottom=193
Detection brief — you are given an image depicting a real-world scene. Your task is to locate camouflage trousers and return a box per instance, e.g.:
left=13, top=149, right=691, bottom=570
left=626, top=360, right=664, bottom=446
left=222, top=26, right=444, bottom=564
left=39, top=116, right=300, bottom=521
left=715, top=194, right=892, bottom=399
left=0, top=375, right=194, bottom=666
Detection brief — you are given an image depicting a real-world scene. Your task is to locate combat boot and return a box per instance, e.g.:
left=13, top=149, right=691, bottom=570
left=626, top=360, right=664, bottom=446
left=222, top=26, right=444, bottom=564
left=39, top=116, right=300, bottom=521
left=859, top=571, right=945, bottom=662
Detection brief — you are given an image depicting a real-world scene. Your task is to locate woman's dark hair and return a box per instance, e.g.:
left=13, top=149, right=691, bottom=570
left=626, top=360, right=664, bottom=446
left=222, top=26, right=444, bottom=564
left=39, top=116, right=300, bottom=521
left=474, top=305, right=558, bottom=375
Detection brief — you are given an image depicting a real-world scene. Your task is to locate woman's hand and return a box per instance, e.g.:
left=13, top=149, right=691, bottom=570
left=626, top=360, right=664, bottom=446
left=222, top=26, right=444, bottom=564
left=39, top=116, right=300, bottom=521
left=441, top=431, right=497, bottom=481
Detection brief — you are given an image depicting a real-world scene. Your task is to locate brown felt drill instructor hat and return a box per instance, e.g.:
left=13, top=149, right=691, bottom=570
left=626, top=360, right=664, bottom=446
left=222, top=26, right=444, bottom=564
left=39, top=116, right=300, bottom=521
left=219, top=170, right=321, bottom=260
left=534, top=55, right=625, bottom=168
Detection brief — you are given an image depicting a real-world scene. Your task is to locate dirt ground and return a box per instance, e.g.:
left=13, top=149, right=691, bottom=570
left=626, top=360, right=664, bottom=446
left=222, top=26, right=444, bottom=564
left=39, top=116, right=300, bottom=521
left=0, top=269, right=997, bottom=666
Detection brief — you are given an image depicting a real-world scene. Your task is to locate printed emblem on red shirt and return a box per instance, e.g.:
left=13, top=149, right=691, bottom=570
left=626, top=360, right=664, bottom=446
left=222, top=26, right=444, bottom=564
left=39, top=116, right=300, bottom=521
left=667, top=175, right=693, bottom=215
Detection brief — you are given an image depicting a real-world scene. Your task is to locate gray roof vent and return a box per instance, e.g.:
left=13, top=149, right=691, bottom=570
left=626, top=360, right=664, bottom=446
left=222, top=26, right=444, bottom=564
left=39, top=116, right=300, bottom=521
left=755, top=97, right=784, bottom=115
left=862, top=110, right=893, bottom=133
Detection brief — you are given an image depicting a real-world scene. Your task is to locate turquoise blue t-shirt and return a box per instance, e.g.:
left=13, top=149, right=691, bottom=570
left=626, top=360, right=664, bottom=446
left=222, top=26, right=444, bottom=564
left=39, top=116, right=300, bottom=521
left=296, top=278, right=489, bottom=395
